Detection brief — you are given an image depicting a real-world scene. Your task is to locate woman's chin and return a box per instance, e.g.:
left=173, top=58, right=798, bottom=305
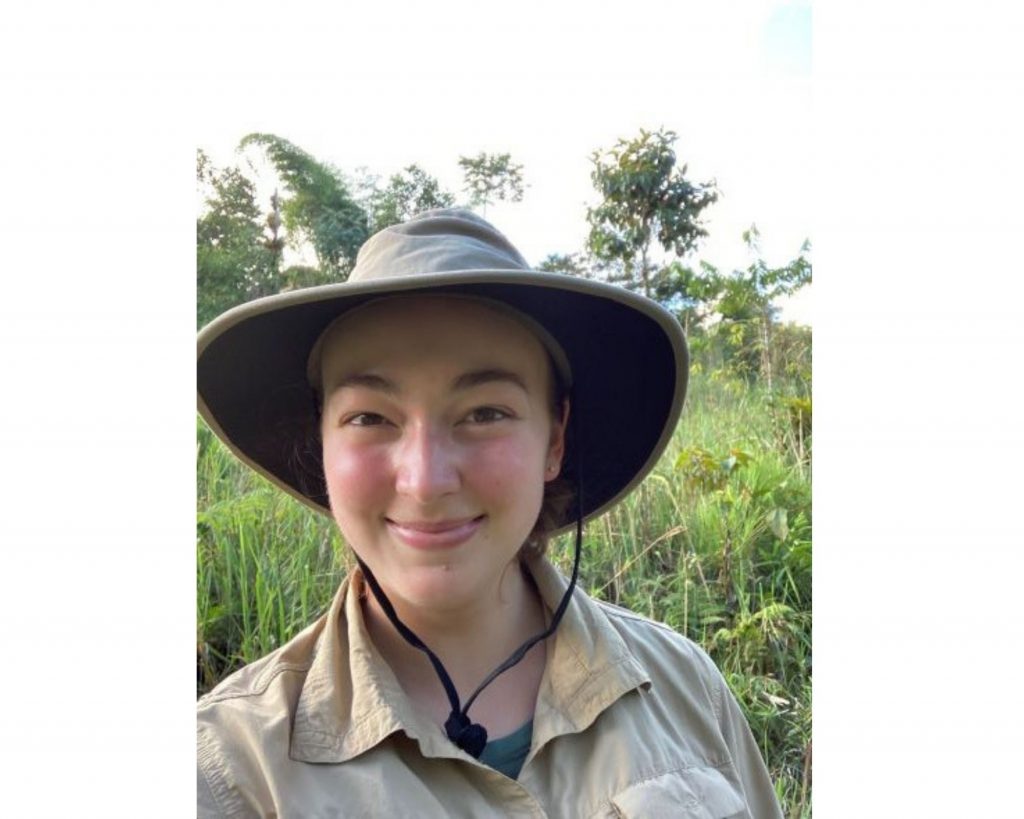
left=395, top=566, right=483, bottom=612
left=382, top=561, right=517, bottom=618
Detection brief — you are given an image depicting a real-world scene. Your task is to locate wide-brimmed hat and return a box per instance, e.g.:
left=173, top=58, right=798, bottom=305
left=197, top=208, right=689, bottom=532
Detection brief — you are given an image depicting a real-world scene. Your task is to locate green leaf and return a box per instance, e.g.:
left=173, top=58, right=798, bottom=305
left=769, top=508, right=789, bottom=542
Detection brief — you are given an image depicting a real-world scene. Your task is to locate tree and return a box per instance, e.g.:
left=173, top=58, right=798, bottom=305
left=650, top=260, right=727, bottom=337
left=536, top=252, right=594, bottom=278
left=458, top=152, right=525, bottom=214
left=711, top=227, right=812, bottom=388
left=196, top=150, right=278, bottom=327
left=587, top=128, right=718, bottom=299
left=363, top=164, right=456, bottom=232
left=239, top=133, right=369, bottom=282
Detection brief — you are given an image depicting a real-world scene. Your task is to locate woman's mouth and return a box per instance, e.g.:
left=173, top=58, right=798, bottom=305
left=385, top=516, right=485, bottom=549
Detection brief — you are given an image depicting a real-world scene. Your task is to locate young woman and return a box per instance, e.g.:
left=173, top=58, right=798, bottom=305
left=197, top=209, right=783, bottom=817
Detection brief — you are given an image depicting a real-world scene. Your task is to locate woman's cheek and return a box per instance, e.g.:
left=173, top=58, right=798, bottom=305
left=473, top=437, right=544, bottom=502
left=324, top=441, right=391, bottom=514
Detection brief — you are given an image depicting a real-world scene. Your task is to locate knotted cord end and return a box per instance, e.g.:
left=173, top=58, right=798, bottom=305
left=445, top=711, right=488, bottom=758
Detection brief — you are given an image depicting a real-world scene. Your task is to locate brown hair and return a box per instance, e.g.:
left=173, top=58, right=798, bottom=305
left=520, top=357, right=575, bottom=561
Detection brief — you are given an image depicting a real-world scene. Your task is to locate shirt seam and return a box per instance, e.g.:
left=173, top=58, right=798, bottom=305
left=197, top=758, right=228, bottom=819
left=197, top=722, right=245, bottom=819
left=551, top=653, right=644, bottom=732
left=198, top=661, right=312, bottom=708
left=713, top=663, right=724, bottom=722
left=593, top=759, right=739, bottom=818
left=595, top=599, right=724, bottom=720
left=291, top=691, right=408, bottom=757
left=593, top=599, right=683, bottom=636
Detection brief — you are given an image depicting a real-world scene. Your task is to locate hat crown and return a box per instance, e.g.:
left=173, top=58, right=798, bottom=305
left=349, top=209, right=530, bottom=283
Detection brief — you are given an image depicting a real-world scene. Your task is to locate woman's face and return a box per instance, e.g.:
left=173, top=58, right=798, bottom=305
left=318, top=296, right=567, bottom=613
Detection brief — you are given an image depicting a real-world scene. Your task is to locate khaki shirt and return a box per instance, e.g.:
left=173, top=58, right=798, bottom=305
left=198, top=559, right=783, bottom=818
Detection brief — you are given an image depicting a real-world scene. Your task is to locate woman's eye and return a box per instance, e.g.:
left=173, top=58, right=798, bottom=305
left=464, top=406, right=510, bottom=424
left=346, top=412, right=388, bottom=427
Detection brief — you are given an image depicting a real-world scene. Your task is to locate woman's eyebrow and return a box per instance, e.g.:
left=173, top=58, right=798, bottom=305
left=332, top=369, right=527, bottom=395
left=334, top=373, right=398, bottom=395
left=452, top=368, right=529, bottom=393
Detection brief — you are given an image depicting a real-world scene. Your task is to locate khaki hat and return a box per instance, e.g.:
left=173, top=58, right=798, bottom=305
left=197, top=208, right=689, bottom=531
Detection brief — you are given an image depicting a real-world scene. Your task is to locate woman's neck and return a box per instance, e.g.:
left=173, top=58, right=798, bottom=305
left=360, top=559, right=548, bottom=733
left=363, top=560, right=543, bottom=681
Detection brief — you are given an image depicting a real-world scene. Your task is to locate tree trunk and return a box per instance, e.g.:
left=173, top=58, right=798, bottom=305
left=761, top=313, right=774, bottom=392
left=641, top=248, right=650, bottom=298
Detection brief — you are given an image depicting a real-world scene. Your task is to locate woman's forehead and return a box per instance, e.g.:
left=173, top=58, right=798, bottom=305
left=318, top=296, right=552, bottom=390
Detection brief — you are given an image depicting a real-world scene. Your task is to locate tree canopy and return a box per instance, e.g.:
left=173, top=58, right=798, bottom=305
left=458, top=152, right=525, bottom=214
left=196, top=150, right=277, bottom=327
left=363, top=164, right=456, bottom=233
left=239, top=133, right=368, bottom=281
left=587, top=128, right=718, bottom=298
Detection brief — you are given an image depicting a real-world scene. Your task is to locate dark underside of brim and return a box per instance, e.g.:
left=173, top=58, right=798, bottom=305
left=198, top=279, right=683, bottom=528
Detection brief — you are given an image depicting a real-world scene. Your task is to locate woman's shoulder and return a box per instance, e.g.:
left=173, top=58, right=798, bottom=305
left=197, top=611, right=326, bottom=714
left=197, top=614, right=332, bottom=817
left=585, top=594, right=726, bottom=705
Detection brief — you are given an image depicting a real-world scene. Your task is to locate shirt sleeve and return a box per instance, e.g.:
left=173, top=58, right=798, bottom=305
left=715, top=677, right=785, bottom=819
left=198, top=760, right=224, bottom=819
left=197, top=718, right=257, bottom=819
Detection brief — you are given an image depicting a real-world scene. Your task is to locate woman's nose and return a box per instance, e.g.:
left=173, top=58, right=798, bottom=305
left=394, top=423, right=460, bottom=502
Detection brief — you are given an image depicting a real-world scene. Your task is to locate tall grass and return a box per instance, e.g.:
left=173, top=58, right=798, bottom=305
left=196, top=424, right=349, bottom=692
left=196, top=371, right=811, bottom=817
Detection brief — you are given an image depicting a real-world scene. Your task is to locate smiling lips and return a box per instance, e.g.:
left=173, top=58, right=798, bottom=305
left=386, top=516, right=485, bottom=549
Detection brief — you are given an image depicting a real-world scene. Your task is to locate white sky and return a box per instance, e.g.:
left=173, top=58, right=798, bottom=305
left=197, top=0, right=812, bottom=323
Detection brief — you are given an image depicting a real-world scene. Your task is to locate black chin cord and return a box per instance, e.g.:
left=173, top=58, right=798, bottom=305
left=356, top=419, right=585, bottom=759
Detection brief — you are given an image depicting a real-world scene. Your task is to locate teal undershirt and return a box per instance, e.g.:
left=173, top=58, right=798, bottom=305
left=478, top=719, right=534, bottom=780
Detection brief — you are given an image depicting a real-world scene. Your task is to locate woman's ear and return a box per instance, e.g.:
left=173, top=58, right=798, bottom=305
left=545, top=399, right=570, bottom=481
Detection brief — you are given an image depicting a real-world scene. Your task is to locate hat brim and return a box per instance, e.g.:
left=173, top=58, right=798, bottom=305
left=197, top=269, right=688, bottom=534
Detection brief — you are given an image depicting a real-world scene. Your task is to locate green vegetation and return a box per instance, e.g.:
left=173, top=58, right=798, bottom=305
left=458, top=151, right=526, bottom=214
left=586, top=128, right=719, bottom=298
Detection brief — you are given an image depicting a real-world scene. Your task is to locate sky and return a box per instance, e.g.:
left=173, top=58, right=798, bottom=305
left=197, top=0, right=813, bottom=323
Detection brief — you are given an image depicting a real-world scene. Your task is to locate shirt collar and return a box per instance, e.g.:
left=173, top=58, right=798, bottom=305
left=289, top=558, right=651, bottom=765
left=528, top=557, right=651, bottom=750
